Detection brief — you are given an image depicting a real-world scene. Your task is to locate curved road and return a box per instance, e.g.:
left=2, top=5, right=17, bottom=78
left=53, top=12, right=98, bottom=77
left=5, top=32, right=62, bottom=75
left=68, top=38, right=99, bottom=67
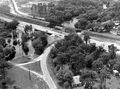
left=9, top=44, right=57, bottom=89
left=41, top=45, right=57, bottom=89
left=8, top=1, right=59, bottom=88
left=2, top=1, right=120, bottom=89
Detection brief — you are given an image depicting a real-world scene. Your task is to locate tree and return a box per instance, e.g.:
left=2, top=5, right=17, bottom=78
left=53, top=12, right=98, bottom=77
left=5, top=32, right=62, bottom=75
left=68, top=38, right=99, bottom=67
left=57, top=52, right=68, bottom=69
left=50, top=47, right=58, bottom=59
left=86, top=10, right=98, bottom=22
left=21, top=32, right=30, bottom=44
left=6, top=20, right=19, bottom=30
left=85, top=54, right=94, bottom=69
left=83, top=35, right=91, bottom=44
left=32, top=37, right=44, bottom=55
left=99, top=68, right=110, bottom=89
left=108, top=44, right=118, bottom=59
left=7, top=38, right=11, bottom=46
left=103, top=21, right=115, bottom=32
left=32, top=31, right=48, bottom=55
left=56, top=65, right=73, bottom=88
left=13, top=31, right=18, bottom=39
left=3, top=46, right=16, bottom=61
left=40, top=35, right=48, bottom=47
left=80, top=69, right=97, bottom=88
left=64, top=12, right=72, bottom=21
left=13, top=39, right=18, bottom=46
left=93, top=58, right=103, bottom=71
left=48, top=2, right=55, bottom=12
left=0, top=37, right=7, bottom=48
left=22, top=43, right=29, bottom=55
left=64, top=81, right=70, bottom=89
left=24, top=25, right=32, bottom=33
left=75, top=18, right=88, bottom=30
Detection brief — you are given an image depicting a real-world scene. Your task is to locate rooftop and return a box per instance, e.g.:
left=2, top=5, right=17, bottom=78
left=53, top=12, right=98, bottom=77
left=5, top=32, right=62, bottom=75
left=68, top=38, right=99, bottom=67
left=73, top=75, right=81, bottom=85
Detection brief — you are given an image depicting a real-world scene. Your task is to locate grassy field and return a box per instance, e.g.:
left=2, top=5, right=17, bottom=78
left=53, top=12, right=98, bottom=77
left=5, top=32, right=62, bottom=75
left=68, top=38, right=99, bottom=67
left=19, top=7, right=31, bottom=14
left=12, top=56, right=31, bottom=64
left=0, top=5, right=10, bottom=13
left=23, top=61, right=43, bottom=75
left=7, top=66, right=49, bottom=89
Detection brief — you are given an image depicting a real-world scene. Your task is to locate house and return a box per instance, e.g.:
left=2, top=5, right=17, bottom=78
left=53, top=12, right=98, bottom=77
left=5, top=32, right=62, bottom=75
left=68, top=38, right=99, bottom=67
left=72, top=75, right=81, bottom=88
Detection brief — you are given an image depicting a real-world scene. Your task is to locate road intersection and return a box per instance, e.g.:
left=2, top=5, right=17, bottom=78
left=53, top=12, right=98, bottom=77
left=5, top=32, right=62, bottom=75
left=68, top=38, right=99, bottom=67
left=1, top=1, right=120, bottom=89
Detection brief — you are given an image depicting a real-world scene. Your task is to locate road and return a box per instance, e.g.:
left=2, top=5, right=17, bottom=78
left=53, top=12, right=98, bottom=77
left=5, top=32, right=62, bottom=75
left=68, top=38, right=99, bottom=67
left=9, top=44, right=56, bottom=89
left=0, top=14, right=65, bottom=38
left=0, top=13, right=60, bottom=89
left=2, top=1, right=120, bottom=89
left=10, top=0, right=28, bottom=16
left=41, top=44, right=57, bottom=89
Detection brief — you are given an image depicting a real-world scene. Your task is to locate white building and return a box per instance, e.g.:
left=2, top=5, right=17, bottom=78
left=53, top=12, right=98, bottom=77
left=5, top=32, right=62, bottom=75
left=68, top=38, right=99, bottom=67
left=72, top=75, right=81, bottom=88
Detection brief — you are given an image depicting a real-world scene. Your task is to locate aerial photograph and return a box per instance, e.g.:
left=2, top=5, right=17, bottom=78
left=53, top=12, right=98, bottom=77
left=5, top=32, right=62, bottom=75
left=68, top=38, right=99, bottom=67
left=0, top=0, right=120, bottom=89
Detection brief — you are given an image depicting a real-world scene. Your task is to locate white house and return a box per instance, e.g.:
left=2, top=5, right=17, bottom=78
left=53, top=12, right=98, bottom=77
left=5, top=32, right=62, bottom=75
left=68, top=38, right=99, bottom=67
left=72, top=75, right=81, bottom=88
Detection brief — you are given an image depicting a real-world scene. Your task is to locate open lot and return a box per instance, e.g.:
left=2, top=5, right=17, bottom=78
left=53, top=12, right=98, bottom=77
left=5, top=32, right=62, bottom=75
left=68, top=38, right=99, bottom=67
left=7, top=65, right=49, bottom=89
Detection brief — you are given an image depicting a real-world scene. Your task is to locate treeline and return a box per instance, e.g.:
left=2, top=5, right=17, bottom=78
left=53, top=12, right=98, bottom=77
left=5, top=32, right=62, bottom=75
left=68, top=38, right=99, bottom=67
left=49, top=33, right=119, bottom=89
left=45, top=0, right=102, bottom=27
left=43, top=0, right=120, bottom=33
left=74, top=0, right=120, bottom=32
left=32, top=30, right=48, bottom=55
left=0, top=19, right=20, bottom=89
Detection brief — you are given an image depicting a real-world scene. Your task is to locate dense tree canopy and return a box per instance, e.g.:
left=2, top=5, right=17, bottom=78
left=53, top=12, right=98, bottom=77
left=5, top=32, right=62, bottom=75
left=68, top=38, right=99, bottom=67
left=6, top=20, right=19, bottom=30
left=49, top=33, right=118, bottom=88
left=32, top=31, right=48, bottom=55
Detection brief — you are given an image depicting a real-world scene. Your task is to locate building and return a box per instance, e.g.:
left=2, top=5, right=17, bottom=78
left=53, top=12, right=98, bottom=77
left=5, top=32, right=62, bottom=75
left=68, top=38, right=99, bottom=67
left=72, top=75, right=81, bottom=88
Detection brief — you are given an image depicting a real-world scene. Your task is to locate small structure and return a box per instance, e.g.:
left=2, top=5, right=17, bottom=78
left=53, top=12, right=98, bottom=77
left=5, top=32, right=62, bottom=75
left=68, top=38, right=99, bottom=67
left=72, top=75, right=81, bottom=88
left=113, top=70, right=119, bottom=76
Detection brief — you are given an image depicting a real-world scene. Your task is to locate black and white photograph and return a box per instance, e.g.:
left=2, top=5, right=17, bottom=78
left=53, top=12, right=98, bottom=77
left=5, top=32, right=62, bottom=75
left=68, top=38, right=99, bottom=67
left=0, top=0, right=120, bottom=89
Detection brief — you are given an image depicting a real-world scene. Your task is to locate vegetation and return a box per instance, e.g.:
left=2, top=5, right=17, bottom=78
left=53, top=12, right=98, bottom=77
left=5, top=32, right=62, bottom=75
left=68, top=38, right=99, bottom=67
left=30, top=0, right=120, bottom=33
left=49, top=33, right=119, bottom=89
left=0, top=19, right=21, bottom=89
left=32, top=31, right=48, bottom=55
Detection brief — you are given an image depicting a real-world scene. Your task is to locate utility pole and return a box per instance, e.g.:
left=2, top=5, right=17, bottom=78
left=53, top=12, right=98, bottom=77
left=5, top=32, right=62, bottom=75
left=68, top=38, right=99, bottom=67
left=28, top=65, right=31, bottom=80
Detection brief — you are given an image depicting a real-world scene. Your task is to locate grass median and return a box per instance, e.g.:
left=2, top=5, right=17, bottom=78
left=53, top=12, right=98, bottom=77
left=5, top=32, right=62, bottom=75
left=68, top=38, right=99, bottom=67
left=7, top=65, right=49, bottom=89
